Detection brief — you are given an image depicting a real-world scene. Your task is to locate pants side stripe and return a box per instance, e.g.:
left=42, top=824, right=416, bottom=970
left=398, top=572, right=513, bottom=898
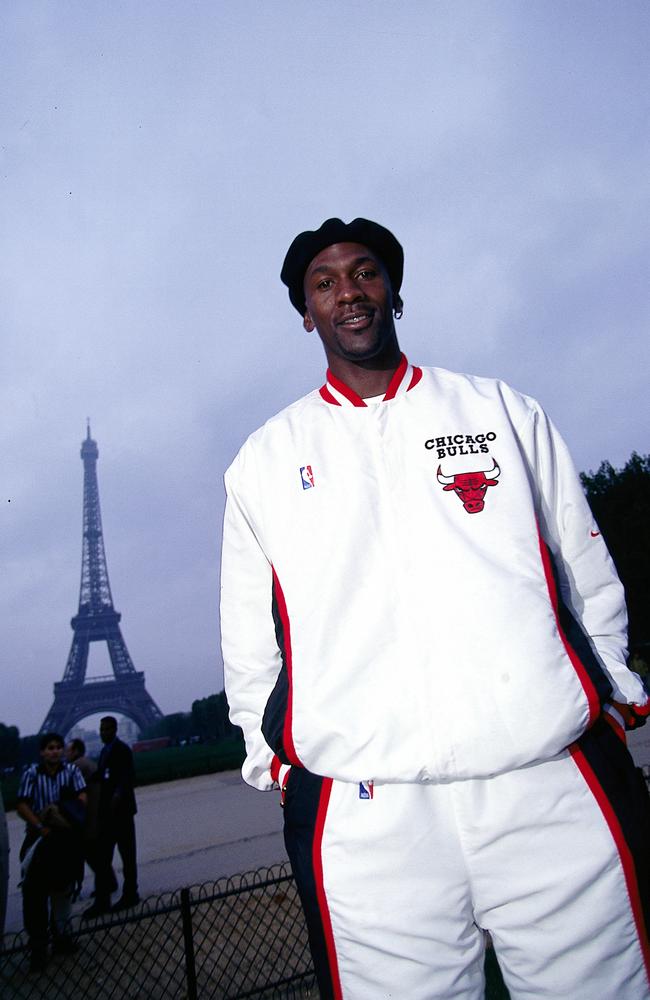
left=312, top=778, right=343, bottom=1000
left=571, top=744, right=650, bottom=985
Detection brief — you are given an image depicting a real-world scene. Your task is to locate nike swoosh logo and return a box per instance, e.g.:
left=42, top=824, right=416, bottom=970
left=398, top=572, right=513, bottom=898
left=590, top=531, right=600, bottom=537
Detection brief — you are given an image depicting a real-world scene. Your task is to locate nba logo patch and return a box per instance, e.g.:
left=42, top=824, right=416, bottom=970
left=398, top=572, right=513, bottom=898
left=300, top=465, right=315, bottom=490
left=359, top=781, right=374, bottom=800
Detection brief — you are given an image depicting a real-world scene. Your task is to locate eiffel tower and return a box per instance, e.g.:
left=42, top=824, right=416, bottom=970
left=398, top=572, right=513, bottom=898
left=41, top=424, right=163, bottom=736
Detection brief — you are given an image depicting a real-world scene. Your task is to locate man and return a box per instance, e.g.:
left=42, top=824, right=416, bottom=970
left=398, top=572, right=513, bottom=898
left=16, top=732, right=87, bottom=971
left=66, top=736, right=119, bottom=899
left=65, top=738, right=97, bottom=783
left=0, top=787, right=7, bottom=945
left=221, top=218, right=650, bottom=999
left=83, top=716, right=139, bottom=917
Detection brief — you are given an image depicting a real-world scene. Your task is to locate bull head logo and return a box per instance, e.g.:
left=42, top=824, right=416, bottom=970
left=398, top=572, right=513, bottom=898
left=437, top=460, right=501, bottom=514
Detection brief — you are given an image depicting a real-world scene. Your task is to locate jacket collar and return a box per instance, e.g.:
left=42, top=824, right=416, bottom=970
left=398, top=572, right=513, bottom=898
left=319, top=354, right=422, bottom=407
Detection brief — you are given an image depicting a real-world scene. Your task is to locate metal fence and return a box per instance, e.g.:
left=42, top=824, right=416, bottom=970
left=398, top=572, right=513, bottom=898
left=0, top=863, right=317, bottom=1000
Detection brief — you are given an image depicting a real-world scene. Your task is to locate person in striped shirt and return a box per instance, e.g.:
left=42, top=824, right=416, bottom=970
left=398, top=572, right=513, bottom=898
left=16, top=732, right=87, bottom=971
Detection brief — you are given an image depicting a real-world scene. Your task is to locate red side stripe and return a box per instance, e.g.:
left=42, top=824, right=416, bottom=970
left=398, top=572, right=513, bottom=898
left=537, top=527, right=600, bottom=724
left=271, top=568, right=301, bottom=766
left=319, top=385, right=341, bottom=406
left=326, top=370, right=367, bottom=407
left=408, top=366, right=423, bottom=391
left=313, top=778, right=343, bottom=1000
left=571, top=745, right=650, bottom=983
left=382, top=353, right=408, bottom=400
left=270, top=755, right=282, bottom=783
left=603, top=713, right=627, bottom=745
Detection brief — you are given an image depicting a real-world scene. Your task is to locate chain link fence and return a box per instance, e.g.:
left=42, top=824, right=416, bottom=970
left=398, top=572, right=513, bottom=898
left=0, top=863, right=317, bottom=1000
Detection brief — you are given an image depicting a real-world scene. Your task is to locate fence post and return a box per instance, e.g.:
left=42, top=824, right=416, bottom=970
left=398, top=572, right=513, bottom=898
left=180, top=887, right=198, bottom=1000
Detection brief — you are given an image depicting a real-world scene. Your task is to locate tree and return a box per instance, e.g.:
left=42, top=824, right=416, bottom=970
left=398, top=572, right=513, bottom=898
left=0, top=724, right=20, bottom=768
left=141, top=712, right=192, bottom=741
left=580, top=452, right=650, bottom=665
left=139, top=691, right=237, bottom=742
left=191, top=692, right=235, bottom=741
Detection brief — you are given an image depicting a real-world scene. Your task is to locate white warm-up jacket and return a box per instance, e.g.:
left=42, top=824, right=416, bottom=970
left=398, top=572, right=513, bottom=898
left=221, top=357, right=648, bottom=791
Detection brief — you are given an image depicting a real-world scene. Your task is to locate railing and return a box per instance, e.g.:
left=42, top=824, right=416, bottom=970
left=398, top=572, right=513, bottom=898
left=0, top=864, right=316, bottom=999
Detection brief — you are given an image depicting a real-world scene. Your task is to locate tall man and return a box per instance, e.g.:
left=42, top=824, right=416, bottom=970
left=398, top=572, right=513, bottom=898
left=221, top=218, right=650, bottom=999
left=84, top=716, right=139, bottom=917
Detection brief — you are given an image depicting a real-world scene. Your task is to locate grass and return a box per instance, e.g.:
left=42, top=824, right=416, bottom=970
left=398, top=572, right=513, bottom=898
left=133, top=738, right=245, bottom=786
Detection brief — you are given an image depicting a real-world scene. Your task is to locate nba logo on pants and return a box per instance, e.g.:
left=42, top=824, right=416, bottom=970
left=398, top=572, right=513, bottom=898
left=300, top=465, right=315, bottom=489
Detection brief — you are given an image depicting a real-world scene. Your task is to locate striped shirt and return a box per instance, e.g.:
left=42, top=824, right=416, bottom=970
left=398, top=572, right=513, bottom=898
left=17, top=762, right=86, bottom=816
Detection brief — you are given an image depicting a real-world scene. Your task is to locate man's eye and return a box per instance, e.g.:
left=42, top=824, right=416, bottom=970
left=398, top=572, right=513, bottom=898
left=317, top=279, right=332, bottom=290
left=357, top=269, right=376, bottom=280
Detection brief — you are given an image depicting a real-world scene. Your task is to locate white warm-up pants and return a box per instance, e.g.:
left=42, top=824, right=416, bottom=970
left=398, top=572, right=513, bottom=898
left=283, top=720, right=650, bottom=999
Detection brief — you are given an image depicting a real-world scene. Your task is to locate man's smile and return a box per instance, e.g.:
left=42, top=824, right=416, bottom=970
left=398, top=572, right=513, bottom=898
left=337, top=309, right=374, bottom=329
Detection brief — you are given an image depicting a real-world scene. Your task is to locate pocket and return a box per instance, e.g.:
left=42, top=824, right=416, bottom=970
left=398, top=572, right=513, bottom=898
left=279, top=764, right=292, bottom=806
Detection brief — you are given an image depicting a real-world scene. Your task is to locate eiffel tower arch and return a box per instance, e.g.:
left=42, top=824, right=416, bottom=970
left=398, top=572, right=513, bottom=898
left=41, top=425, right=163, bottom=736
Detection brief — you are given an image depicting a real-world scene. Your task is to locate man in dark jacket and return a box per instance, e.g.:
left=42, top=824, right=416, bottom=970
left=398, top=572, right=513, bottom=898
left=83, top=717, right=139, bottom=917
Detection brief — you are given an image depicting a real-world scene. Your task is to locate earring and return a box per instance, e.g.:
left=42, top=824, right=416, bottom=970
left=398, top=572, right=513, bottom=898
left=394, top=309, right=403, bottom=320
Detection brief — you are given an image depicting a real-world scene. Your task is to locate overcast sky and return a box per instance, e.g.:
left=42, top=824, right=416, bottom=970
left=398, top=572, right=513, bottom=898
left=2, top=1, right=649, bottom=736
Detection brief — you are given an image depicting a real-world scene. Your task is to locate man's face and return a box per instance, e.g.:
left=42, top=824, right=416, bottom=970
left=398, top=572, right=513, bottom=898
left=302, top=242, right=397, bottom=366
left=41, top=741, right=63, bottom=768
left=64, top=742, right=77, bottom=762
left=100, top=720, right=117, bottom=744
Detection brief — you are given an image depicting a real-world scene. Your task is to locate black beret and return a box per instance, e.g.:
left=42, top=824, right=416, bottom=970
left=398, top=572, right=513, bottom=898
left=281, top=217, right=404, bottom=315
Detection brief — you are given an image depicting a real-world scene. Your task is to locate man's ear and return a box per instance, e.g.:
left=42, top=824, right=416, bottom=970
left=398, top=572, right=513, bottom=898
left=303, top=310, right=315, bottom=333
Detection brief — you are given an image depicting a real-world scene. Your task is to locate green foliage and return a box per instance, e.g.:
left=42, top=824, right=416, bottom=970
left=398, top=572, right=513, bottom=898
left=141, top=690, right=236, bottom=742
left=191, top=691, right=234, bottom=740
left=0, top=727, right=41, bottom=771
left=133, top=738, right=245, bottom=786
left=19, top=733, right=41, bottom=766
left=141, top=711, right=193, bottom=741
left=581, top=452, right=650, bottom=652
left=0, top=723, right=20, bottom=767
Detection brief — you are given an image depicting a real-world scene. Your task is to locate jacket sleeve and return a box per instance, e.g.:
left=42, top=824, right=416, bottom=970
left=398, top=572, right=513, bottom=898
left=524, top=397, right=648, bottom=719
left=220, top=445, right=282, bottom=790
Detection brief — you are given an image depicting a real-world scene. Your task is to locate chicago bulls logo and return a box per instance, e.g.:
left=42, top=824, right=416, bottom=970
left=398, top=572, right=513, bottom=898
left=437, top=460, right=501, bottom=514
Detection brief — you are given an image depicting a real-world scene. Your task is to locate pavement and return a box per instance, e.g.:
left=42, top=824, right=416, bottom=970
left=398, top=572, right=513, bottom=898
left=4, top=730, right=649, bottom=936
left=627, top=723, right=650, bottom=770
left=3, top=769, right=287, bottom=935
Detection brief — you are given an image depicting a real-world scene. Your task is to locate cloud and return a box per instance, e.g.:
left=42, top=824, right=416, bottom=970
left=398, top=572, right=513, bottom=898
left=2, top=0, right=648, bottom=732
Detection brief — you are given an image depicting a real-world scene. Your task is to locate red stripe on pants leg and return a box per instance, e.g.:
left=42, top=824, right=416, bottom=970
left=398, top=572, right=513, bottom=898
left=313, top=778, right=343, bottom=1000
left=571, top=745, right=650, bottom=985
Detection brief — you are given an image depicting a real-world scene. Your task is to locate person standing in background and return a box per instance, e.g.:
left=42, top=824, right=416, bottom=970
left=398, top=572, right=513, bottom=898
left=83, top=716, right=139, bottom=918
left=66, top=736, right=119, bottom=899
left=65, top=739, right=96, bottom=783
left=0, top=787, right=8, bottom=946
left=16, top=732, right=86, bottom=971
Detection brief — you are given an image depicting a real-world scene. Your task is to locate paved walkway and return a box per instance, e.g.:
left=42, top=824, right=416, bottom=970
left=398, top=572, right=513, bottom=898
left=4, top=769, right=287, bottom=934
left=5, top=728, right=649, bottom=936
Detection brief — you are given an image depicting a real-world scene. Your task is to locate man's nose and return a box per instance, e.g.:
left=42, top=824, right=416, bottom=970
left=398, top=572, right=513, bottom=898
left=337, top=278, right=363, bottom=303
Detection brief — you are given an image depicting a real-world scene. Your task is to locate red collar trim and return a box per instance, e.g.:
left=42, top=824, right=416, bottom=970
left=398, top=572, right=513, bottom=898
left=319, top=354, right=422, bottom=407
left=318, top=383, right=341, bottom=406
left=383, top=353, right=408, bottom=400
left=325, top=371, right=367, bottom=407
